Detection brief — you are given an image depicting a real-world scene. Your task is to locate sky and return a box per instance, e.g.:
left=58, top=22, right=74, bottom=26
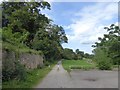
left=0, top=0, right=118, bottom=54
left=41, top=1, right=118, bottom=54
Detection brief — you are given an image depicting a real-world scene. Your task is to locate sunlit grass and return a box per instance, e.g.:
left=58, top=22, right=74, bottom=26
left=62, top=59, right=96, bottom=72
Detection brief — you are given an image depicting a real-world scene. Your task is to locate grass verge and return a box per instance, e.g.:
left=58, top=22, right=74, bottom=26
left=2, top=63, right=55, bottom=89
left=62, top=59, right=96, bottom=72
left=2, top=41, right=42, bottom=55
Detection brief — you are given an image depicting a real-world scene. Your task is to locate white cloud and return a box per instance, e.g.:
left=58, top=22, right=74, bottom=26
left=0, top=0, right=5, bottom=3
left=64, top=2, right=118, bottom=45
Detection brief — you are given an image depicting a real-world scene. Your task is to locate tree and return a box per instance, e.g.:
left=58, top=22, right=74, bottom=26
left=92, top=24, right=120, bottom=69
left=47, top=24, right=68, bottom=44
left=62, top=48, right=76, bottom=60
left=75, top=49, right=84, bottom=60
left=2, top=1, right=68, bottom=82
left=2, top=1, right=68, bottom=62
left=93, top=48, right=112, bottom=70
left=31, top=24, right=68, bottom=61
left=2, top=2, right=51, bottom=46
left=104, top=24, right=120, bottom=65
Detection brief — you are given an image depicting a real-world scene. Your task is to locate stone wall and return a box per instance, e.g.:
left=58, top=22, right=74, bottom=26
left=2, top=50, right=16, bottom=71
left=2, top=50, right=44, bottom=69
left=19, top=53, right=43, bottom=69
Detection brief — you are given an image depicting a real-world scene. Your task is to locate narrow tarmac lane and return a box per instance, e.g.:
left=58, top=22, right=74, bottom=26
left=35, top=63, right=73, bottom=88
left=35, top=62, right=118, bottom=88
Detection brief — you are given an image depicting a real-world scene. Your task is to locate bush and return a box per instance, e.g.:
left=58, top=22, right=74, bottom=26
left=97, top=61, right=112, bottom=70
left=44, top=61, right=50, bottom=66
left=14, top=61, right=27, bottom=81
left=2, top=58, right=15, bottom=81
left=70, top=65, right=95, bottom=70
left=37, top=64, right=43, bottom=69
left=2, top=59, right=27, bottom=81
left=2, top=67, right=15, bottom=81
left=112, top=58, right=120, bottom=65
left=94, top=48, right=112, bottom=70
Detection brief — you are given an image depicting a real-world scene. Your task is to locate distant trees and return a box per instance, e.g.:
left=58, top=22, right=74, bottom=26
left=92, top=24, right=120, bottom=69
left=62, top=48, right=76, bottom=60
left=84, top=53, right=94, bottom=59
left=62, top=48, right=92, bottom=60
left=75, top=49, right=84, bottom=59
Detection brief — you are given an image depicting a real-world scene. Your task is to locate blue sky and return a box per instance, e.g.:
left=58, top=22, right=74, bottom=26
left=0, top=0, right=118, bottom=54
left=42, top=1, right=118, bottom=54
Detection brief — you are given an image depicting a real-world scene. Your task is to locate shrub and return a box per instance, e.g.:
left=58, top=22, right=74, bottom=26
left=70, top=65, right=95, bottom=70
left=94, top=48, right=112, bottom=70
left=2, top=59, right=27, bottom=81
left=97, top=61, right=112, bottom=70
left=2, top=67, right=15, bottom=81
left=112, top=58, right=120, bottom=65
left=14, top=60, right=27, bottom=81
left=37, top=64, right=43, bottom=69
left=44, top=61, right=50, bottom=66
left=2, top=58, right=15, bottom=81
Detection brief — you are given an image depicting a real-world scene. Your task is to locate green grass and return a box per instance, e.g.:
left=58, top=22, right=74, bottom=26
left=2, top=41, right=42, bottom=55
left=62, top=59, right=96, bottom=72
left=2, top=63, right=55, bottom=89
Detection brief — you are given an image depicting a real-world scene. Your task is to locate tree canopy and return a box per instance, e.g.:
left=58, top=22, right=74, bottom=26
left=2, top=1, right=68, bottom=61
left=92, top=24, right=120, bottom=68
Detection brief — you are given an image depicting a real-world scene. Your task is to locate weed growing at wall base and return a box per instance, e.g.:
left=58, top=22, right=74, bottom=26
left=2, top=64, right=55, bottom=89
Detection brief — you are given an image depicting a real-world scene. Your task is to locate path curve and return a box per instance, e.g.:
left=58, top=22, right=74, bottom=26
left=35, top=62, right=73, bottom=88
